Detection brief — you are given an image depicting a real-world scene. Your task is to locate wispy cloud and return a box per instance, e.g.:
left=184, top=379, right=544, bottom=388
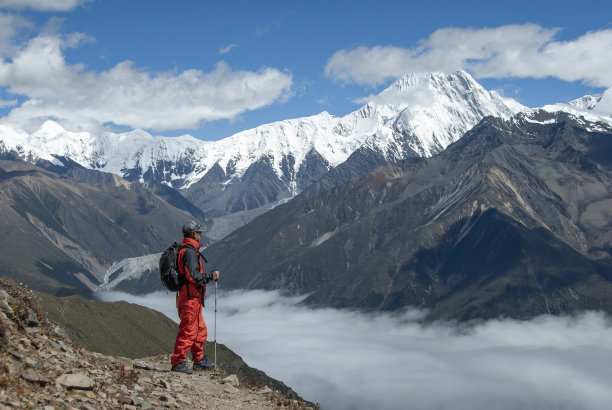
left=0, top=98, right=16, bottom=108
left=98, top=289, right=612, bottom=410
left=255, top=12, right=290, bottom=38
left=0, top=29, right=292, bottom=132
left=0, top=0, right=91, bottom=11
left=255, top=25, right=270, bottom=37
left=219, top=43, right=238, bottom=55
left=325, top=24, right=612, bottom=90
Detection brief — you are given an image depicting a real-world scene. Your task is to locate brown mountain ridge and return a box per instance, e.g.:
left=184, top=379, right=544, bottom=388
left=205, top=110, right=612, bottom=320
left=0, top=158, right=203, bottom=296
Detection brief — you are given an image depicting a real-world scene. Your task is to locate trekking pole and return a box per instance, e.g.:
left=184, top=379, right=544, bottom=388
left=214, top=279, right=217, bottom=377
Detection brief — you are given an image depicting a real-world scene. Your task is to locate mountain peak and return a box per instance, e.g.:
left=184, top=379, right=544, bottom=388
left=360, top=70, right=525, bottom=156
left=569, top=95, right=602, bottom=110
left=363, top=69, right=524, bottom=115
left=35, top=120, right=66, bottom=137
left=388, top=69, right=478, bottom=96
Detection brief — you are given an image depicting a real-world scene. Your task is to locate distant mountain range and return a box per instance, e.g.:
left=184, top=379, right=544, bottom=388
left=203, top=108, right=612, bottom=320
left=0, top=70, right=526, bottom=239
left=0, top=158, right=200, bottom=295
left=99, top=105, right=612, bottom=320
left=2, top=70, right=612, bottom=320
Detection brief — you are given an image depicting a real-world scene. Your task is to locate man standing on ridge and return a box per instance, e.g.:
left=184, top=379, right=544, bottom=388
left=171, top=221, right=220, bottom=374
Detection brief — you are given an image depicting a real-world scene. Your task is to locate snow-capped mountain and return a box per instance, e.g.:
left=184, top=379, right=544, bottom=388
left=537, top=95, right=612, bottom=133
left=569, top=95, right=602, bottom=110
left=202, top=107, right=612, bottom=320
left=0, top=70, right=522, bottom=183
left=0, top=70, right=526, bottom=222
left=352, top=70, right=525, bottom=157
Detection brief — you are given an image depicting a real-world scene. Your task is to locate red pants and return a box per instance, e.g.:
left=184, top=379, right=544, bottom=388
left=171, top=291, right=207, bottom=366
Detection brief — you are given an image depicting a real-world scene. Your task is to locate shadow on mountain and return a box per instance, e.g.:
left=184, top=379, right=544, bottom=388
left=376, top=208, right=612, bottom=320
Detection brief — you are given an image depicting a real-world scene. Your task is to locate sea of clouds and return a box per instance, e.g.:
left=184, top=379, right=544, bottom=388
left=97, top=289, right=612, bottom=410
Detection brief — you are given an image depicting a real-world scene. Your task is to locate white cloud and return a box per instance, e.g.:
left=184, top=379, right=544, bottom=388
left=219, top=43, right=238, bottom=55
left=98, top=289, right=612, bottom=410
left=594, top=88, right=612, bottom=116
left=325, top=24, right=612, bottom=90
left=0, top=0, right=91, bottom=11
left=325, top=45, right=419, bottom=87
left=0, top=32, right=293, bottom=132
left=0, top=13, right=31, bottom=58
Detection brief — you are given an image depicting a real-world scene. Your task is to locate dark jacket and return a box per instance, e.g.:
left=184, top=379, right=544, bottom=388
left=177, top=237, right=211, bottom=299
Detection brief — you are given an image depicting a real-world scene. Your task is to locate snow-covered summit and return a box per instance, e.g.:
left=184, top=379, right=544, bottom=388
left=353, top=70, right=525, bottom=157
left=569, top=95, right=601, bottom=111
left=536, top=93, right=612, bottom=131
left=0, top=70, right=526, bottom=191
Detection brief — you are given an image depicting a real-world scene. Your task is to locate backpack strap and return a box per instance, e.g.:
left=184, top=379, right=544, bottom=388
left=180, top=244, right=208, bottom=263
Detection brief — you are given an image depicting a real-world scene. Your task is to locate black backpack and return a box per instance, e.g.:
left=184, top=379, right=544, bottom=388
left=159, top=242, right=188, bottom=292
left=159, top=242, right=208, bottom=291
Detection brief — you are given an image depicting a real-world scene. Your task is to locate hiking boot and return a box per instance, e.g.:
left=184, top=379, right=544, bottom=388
left=193, top=355, right=215, bottom=371
left=171, top=361, right=193, bottom=374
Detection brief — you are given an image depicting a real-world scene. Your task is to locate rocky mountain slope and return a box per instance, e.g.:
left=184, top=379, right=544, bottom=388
left=0, top=70, right=524, bottom=239
left=0, top=277, right=314, bottom=409
left=0, top=158, right=201, bottom=295
left=201, top=109, right=612, bottom=320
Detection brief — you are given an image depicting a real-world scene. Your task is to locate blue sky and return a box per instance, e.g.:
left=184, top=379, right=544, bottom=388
left=0, top=0, right=611, bottom=140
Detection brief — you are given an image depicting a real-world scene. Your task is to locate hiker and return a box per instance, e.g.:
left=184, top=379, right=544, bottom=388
left=171, top=221, right=220, bottom=374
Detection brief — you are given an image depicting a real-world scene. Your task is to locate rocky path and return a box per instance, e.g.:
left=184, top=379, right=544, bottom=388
left=0, top=278, right=315, bottom=409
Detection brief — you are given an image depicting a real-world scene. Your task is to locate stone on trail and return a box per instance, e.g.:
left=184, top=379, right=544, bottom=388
left=56, top=373, right=95, bottom=390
